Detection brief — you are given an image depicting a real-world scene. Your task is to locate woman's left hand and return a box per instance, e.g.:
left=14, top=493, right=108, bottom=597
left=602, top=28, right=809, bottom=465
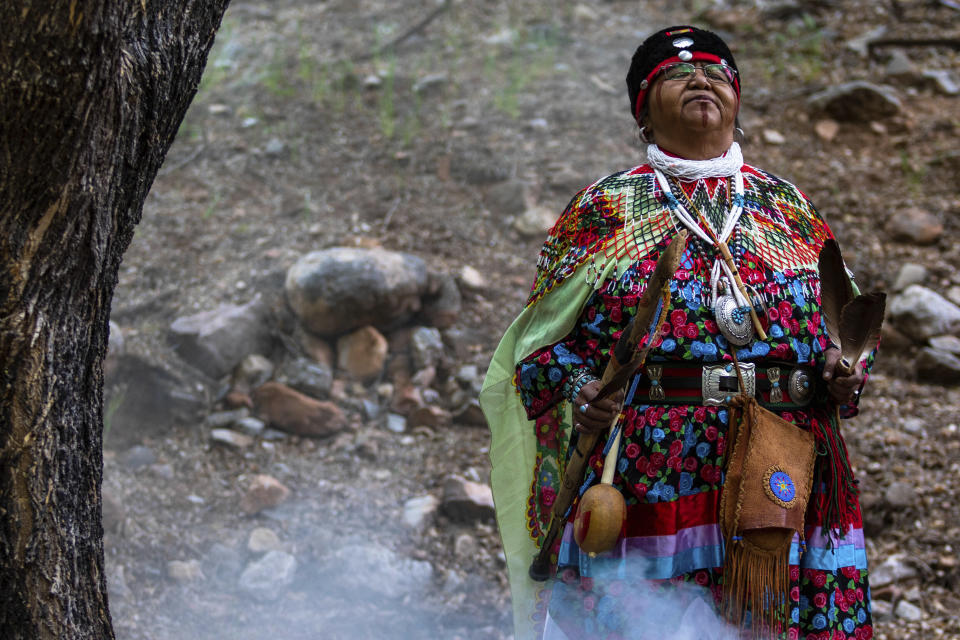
left=822, top=347, right=865, bottom=405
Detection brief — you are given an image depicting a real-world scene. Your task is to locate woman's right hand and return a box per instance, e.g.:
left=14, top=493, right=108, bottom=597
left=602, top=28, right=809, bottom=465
left=573, top=380, right=624, bottom=434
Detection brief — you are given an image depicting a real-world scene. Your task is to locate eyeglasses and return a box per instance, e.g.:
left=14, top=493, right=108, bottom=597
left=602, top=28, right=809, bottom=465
left=658, top=62, right=737, bottom=85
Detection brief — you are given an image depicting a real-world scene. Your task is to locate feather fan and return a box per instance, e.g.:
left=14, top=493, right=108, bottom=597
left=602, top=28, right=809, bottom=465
left=836, top=291, right=886, bottom=376
left=818, top=239, right=854, bottom=348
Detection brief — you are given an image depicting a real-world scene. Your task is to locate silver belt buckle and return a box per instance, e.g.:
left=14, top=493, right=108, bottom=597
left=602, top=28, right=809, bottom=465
left=702, top=363, right=756, bottom=406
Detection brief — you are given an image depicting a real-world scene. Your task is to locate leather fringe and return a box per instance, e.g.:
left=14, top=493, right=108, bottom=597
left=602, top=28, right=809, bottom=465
left=722, top=537, right=789, bottom=639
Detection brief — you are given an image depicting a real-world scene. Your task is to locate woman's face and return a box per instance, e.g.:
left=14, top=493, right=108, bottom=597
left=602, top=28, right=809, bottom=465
left=646, top=63, right=739, bottom=141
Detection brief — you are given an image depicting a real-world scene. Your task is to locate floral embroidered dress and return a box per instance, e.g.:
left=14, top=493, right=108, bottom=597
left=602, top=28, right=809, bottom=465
left=480, top=163, right=874, bottom=640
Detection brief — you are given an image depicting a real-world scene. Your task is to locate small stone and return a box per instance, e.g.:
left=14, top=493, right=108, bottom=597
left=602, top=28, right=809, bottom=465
left=483, top=179, right=528, bottom=217
left=762, top=129, right=786, bottom=145
left=210, top=428, right=254, bottom=449
left=814, top=119, right=839, bottom=142
left=235, top=416, right=266, bottom=436
left=264, top=138, right=287, bottom=156
left=276, top=357, right=334, bottom=399
left=453, top=398, right=487, bottom=426
left=901, top=417, right=925, bottom=435
left=454, top=532, right=479, bottom=559
left=233, top=354, right=275, bottom=393
left=238, top=551, right=297, bottom=600
left=408, top=405, right=452, bottom=428
left=252, top=382, right=347, bottom=438
left=402, top=495, right=439, bottom=529
left=121, top=445, right=156, bottom=470
left=422, top=272, right=461, bottom=330
left=871, top=553, right=917, bottom=587
left=441, top=476, right=495, bottom=524
left=895, top=599, right=924, bottom=621
left=883, top=481, right=915, bottom=509
left=247, top=527, right=283, bottom=553
left=412, top=73, right=448, bottom=95
left=513, top=207, right=557, bottom=237
left=204, top=409, right=251, bottom=430
left=386, top=413, right=407, bottom=434
left=337, top=326, right=389, bottom=382
left=948, top=286, right=960, bottom=307
left=390, top=384, right=423, bottom=415
left=922, top=69, right=960, bottom=96
left=884, top=50, right=916, bottom=82
left=410, top=327, right=444, bottom=371
left=892, top=263, right=927, bottom=291
left=458, top=266, right=486, bottom=291
left=167, top=559, right=205, bottom=582
left=886, top=207, right=944, bottom=245
left=872, top=599, right=894, bottom=622
left=241, top=474, right=291, bottom=515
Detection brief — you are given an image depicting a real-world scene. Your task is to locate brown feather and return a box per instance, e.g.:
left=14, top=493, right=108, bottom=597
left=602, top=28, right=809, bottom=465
left=837, top=292, right=886, bottom=376
left=818, top=239, right=854, bottom=347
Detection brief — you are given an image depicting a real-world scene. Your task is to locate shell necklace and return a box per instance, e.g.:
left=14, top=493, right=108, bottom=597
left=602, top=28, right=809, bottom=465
left=653, top=167, right=767, bottom=345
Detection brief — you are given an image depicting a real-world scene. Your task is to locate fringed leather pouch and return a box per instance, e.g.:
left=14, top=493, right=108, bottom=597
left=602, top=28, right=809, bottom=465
left=720, top=392, right=816, bottom=637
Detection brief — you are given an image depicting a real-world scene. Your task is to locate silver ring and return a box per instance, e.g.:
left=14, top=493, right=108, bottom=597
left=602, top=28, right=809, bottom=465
left=579, top=403, right=589, bottom=414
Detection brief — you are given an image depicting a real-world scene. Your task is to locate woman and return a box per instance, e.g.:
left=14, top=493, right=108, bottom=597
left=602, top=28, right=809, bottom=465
left=481, top=26, right=875, bottom=640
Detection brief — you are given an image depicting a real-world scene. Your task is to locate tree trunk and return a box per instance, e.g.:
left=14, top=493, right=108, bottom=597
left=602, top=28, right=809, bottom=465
left=0, top=1, right=229, bottom=637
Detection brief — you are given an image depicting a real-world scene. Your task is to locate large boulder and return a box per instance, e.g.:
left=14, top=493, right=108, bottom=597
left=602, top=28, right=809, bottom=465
left=889, top=285, right=960, bottom=341
left=285, top=248, right=429, bottom=336
left=807, top=81, right=902, bottom=122
left=168, top=295, right=273, bottom=379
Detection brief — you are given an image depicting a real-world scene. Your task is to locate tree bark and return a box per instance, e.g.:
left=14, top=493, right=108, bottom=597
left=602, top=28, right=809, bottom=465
left=0, top=1, right=229, bottom=637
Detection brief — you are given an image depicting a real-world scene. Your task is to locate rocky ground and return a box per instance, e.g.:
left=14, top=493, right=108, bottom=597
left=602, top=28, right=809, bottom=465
left=101, top=1, right=960, bottom=638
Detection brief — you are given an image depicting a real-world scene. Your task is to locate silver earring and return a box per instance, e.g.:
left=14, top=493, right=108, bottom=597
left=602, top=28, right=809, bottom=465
left=735, top=127, right=745, bottom=140
left=639, top=126, right=653, bottom=144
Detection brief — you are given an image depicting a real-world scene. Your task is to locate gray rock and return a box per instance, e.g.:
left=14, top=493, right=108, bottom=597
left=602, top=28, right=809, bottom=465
left=276, top=356, right=333, bottom=399
left=453, top=398, right=487, bottom=426
left=285, top=248, right=429, bottom=336
left=169, top=295, right=273, bottom=379
left=104, top=354, right=206, bottom=449
left=210, top=428, right=254, bottom=449
left=422, top=272, right=461, bottom=330
left=203, top=408, right=250, bottom=430
left=322, top=542, right=433, bottom=600
left=412, top=73, right=448, bottom=95
left=410, top=326, right=444, bottom=370
left=929, top=335, right=960, bottom=355
left=264, top=137, right=286, bottom=156
left=922, top=69, right=960, bottom=96
left=484, top=179, right=528, bottom=217
left=441, top=476, right=495, bottom=524
left=894, top=599, right=924, bottom=621
left=402, top=495, right=439, bottom=529
left=235, top=416, right=266, bottom=436
left=204, top=542, right=245, bottom=581
left=871, top=553, right=917, bottom=587
left=892, top=263, right=927, bottom=291
left=513, top=206, right=557, bottom=237
left=238, top=550, right=297, bottom=600
left=167, top=559, right=205, bottom=582
left=916, top=347, right=960, bottom=384
left=884, top=50, right=918, bottom=82
left=386, top=413, right=407, bottom=434
left=122, top=445, right=156, bottom=470
left=872, top=599, right=894, bottom=622
left=900, top=417, right=925, bottom=435
left=807, top=81, right=902, bottom=121
left=889, top=285, right=960, bottom=340
left=883, top=481, right=915, bottom=509
left=949, top=286, right=960, bottom=308
left=233, top=354, right=275, bottom=392
left=247, top=527, right=283, bottom=553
